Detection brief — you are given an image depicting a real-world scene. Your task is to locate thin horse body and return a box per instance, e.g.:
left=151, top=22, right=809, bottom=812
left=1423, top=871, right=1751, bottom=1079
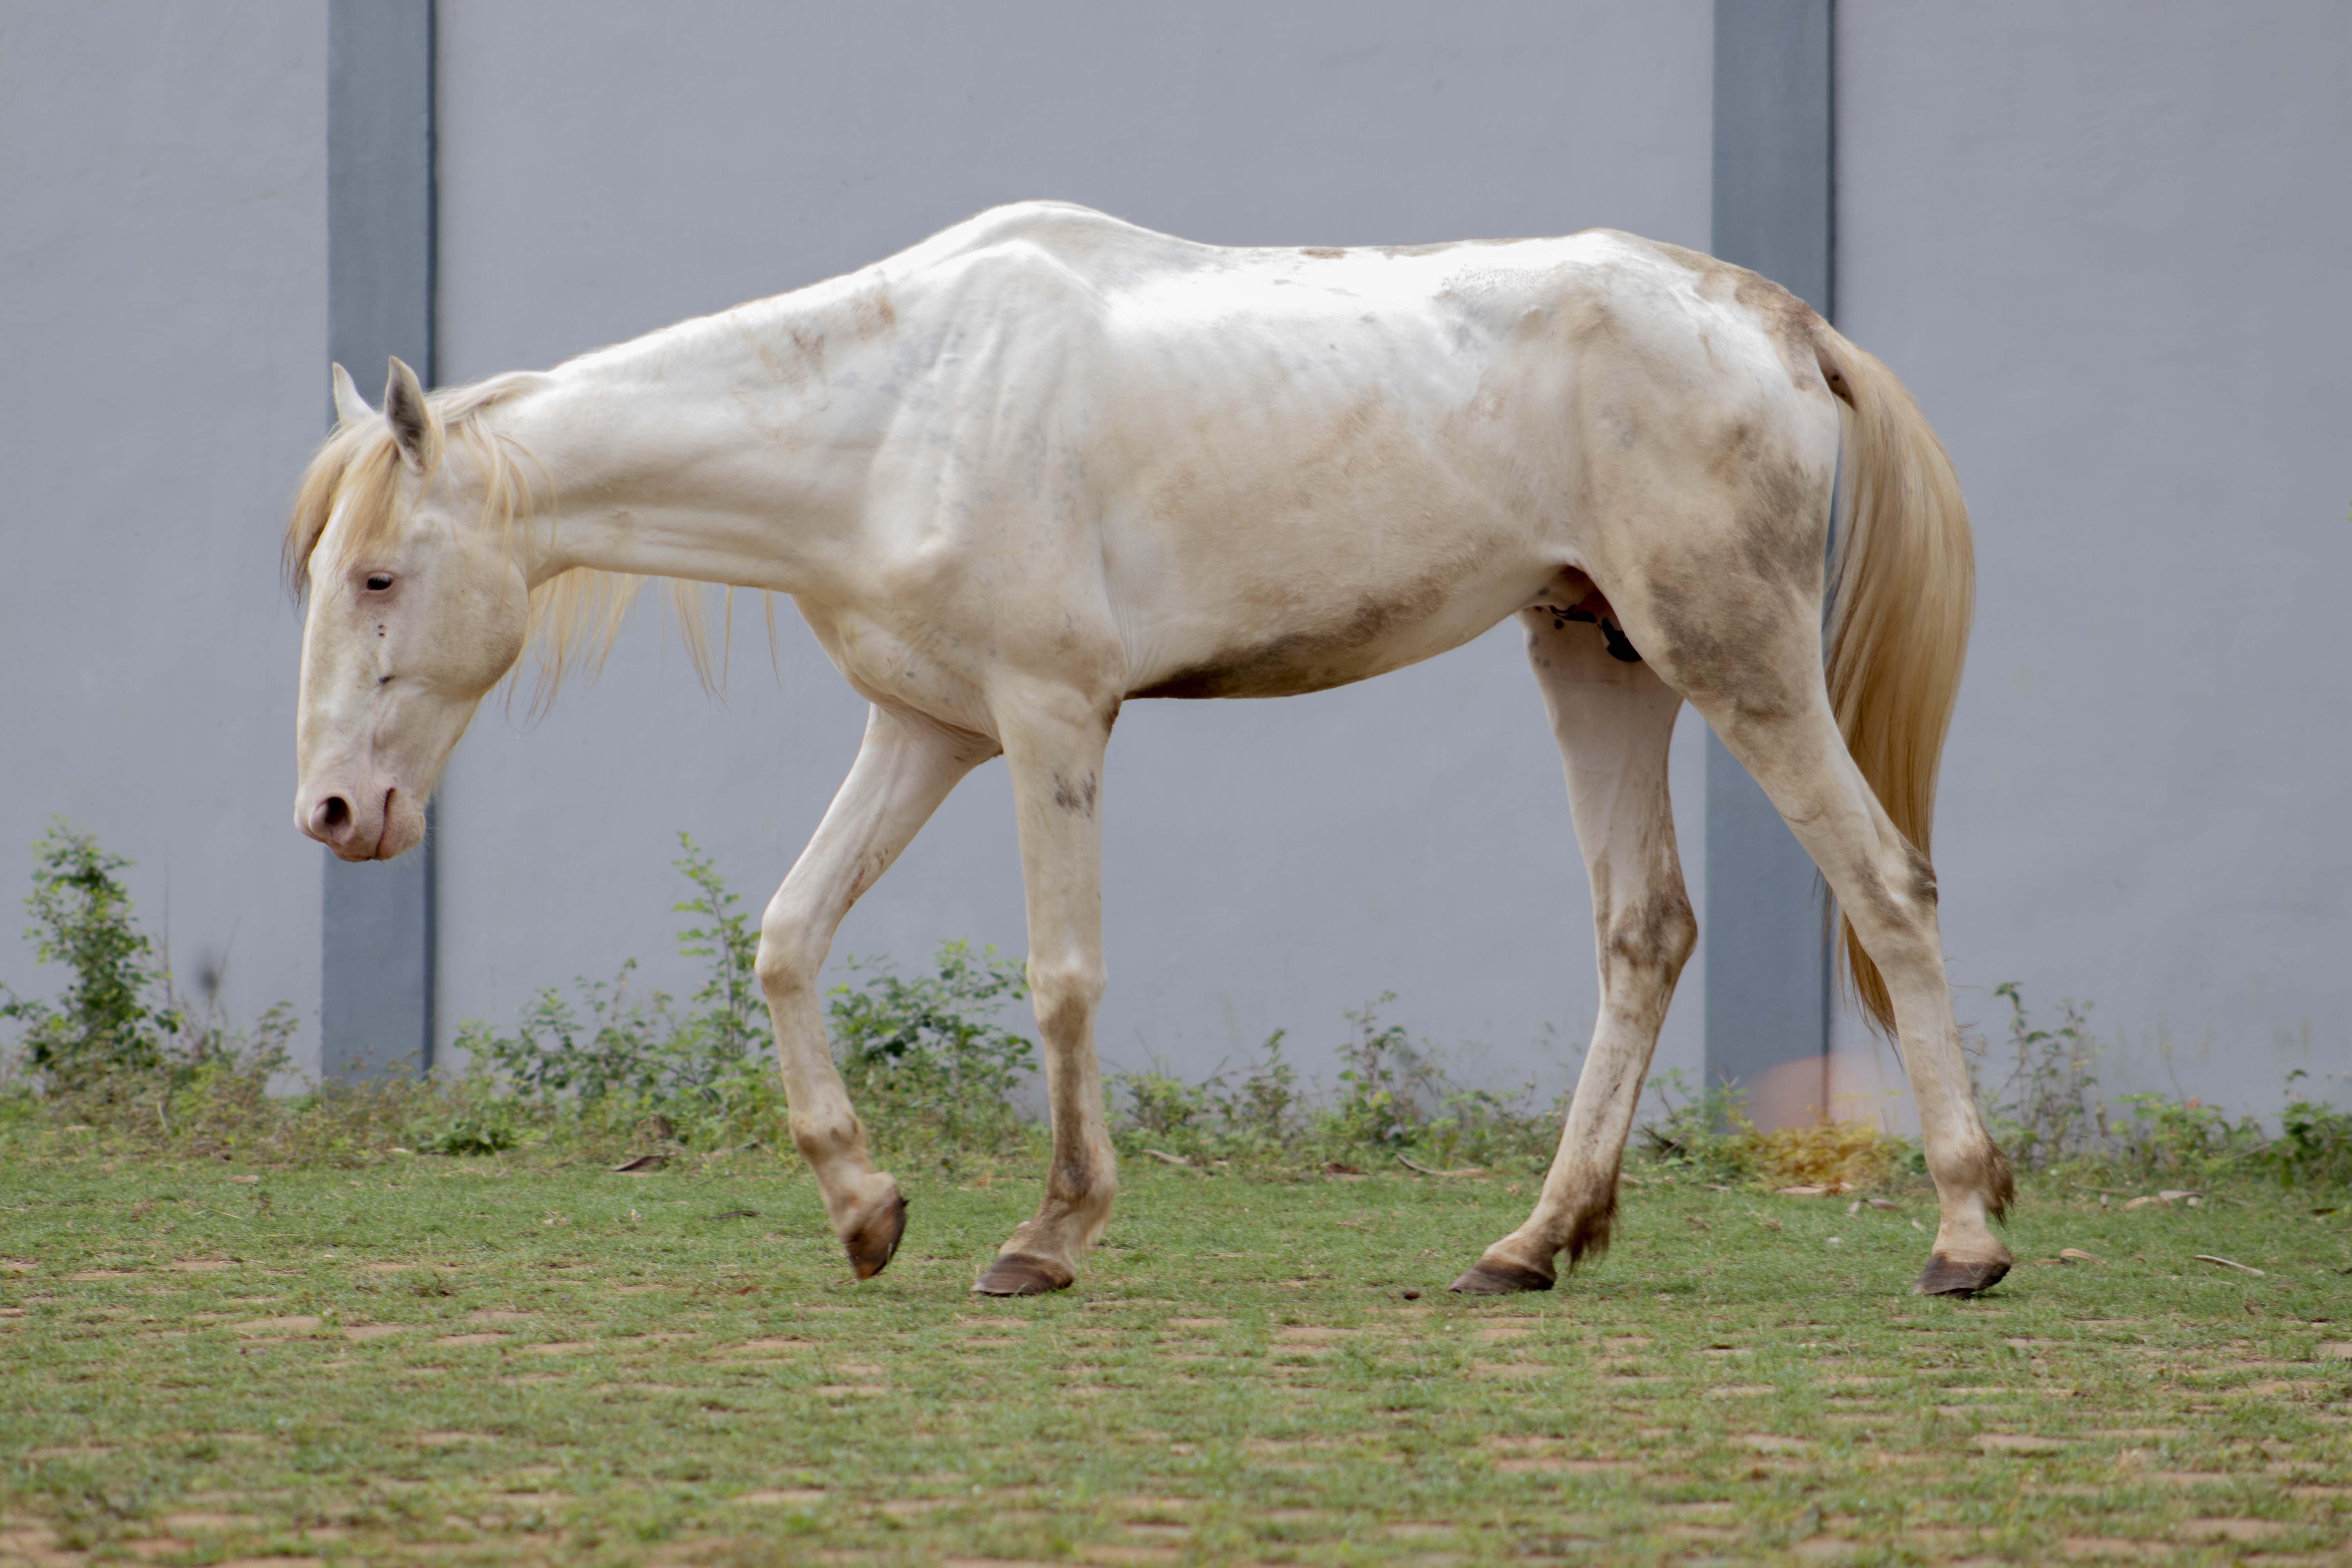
left=288, top=201, right=2010, bottom=1299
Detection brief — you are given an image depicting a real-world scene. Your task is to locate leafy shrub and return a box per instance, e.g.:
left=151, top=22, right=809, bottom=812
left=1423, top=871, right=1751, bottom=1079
left=1982, top=981, right=2105, bottom=1169
left=452, top=834, right=784, bottom=1151
left=1633, top=1069, right=1754, bottom=1182
left=2263, top=1073, right=2352, bottom=1187
left=1108, top=1000, right=1558, bottom=1170
left=0, top=820, right=294, bottom=1102
left=2, top=821, right=192, bottom=1092
left=2112, top=1091, right=2264, bottom=1181
left=828, top=941, right=1036, bottom=1156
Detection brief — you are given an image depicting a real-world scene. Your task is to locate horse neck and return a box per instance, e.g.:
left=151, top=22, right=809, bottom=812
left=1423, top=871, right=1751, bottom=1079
left=481, top=286, right=895, bottom=597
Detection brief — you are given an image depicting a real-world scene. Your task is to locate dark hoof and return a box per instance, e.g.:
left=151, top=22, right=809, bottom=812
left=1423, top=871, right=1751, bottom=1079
left=972, top=1252, right=1074, bottom=1296
left=844, top=1193, right=908, bottom=1281
left=1914, top=1252, right=2011, bottom=1297
left=1447, top=1256, right=1556, bottom=1296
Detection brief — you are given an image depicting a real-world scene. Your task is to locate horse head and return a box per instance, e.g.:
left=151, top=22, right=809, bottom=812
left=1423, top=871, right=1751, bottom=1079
left=288, top=358, right=531, bottom=860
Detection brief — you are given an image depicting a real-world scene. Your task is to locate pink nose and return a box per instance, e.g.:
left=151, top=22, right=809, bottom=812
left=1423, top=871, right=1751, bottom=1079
left=308, top=794, right=353, bottom=840
left=301, top=786, right=392, bottom=858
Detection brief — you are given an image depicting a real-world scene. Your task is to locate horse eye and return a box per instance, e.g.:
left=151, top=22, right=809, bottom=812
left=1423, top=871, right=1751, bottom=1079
left=364, top=573, right=394, bottom=593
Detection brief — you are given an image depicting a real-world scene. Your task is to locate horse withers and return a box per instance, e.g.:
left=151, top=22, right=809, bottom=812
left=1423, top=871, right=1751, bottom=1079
left=287, top=201, right=2007, bottom=1299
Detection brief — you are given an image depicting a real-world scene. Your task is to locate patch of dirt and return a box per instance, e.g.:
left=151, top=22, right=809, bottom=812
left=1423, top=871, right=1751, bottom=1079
left=342, top=1325, right=405, bottom=1342
left=2057, top=1538, right=2169, bottom=1561
left=159, top=1512, right=264, bottom=1532
left=2180, top=1519, right=2290, bottom=1542
left=1497, top=1458, right=1635, bottom=1475
left=172, top=1259, right=239, bottom=1272
left=1705, top=1385, right=1775, bottom=1399
left=1973, top=1434, right=2065, bottom=1454
left=431, top=1333, right=509, bottom=1348
left=464, top=1309, right=537, bottom=1323
left=234, top=1316, right=322, bottom=1336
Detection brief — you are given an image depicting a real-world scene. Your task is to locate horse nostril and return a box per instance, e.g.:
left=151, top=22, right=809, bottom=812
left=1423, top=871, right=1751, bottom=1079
left=319, top=796, right=351, bottom=830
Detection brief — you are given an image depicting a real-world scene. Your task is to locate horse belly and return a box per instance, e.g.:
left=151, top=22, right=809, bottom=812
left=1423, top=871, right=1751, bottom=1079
left=1123, top=524, right=1540, bottom=700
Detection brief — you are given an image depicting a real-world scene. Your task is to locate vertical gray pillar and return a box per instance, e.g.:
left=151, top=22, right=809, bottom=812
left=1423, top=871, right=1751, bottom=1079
left=1703, top=0, right=1834, bottom=1102
left=323, top=0, right=436, bottom=1079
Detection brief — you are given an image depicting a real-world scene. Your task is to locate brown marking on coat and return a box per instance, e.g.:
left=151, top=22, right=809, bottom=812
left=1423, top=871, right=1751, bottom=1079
left=846, top=285, right=898, bottom=338
left=1641, top=238, right=1836, bottom=397
left=1129, top=562, right=1462, bottom=699
left=1052, top=771, right=1097, bottom=818
left=1602, top=889, right=1697, bottom=986
left=1633, top=565, right=1809, bottom=724
left=1299, top=247, right=1345, bottom=260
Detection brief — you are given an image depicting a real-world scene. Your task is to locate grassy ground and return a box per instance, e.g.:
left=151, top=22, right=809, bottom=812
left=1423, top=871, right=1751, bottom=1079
left=4, top=1150, right=2351, bottom=1568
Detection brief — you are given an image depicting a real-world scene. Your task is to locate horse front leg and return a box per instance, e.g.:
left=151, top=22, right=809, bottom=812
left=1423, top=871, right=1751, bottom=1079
left=972, top=686, right=1118, bottom=1296
left=757, top=704, right=994, bottom=1280
left=1454, top=607, right=1695, bottom=1293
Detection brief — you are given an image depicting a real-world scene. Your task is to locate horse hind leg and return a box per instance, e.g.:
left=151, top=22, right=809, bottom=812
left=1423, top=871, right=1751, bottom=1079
left=1620, top=565, right=2013, bottom=1296
left=1453, top=603, right=1694, bottom=1294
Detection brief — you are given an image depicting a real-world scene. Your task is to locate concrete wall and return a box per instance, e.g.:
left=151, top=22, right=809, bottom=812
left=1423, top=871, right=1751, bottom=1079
left=430, top=0, right=1719, bottom=1099
left=1830, top=4, right=2352, bottom=1117
left=6, top=2, right=2348, bottom=1124
left=0, top=4, right=325, bottom=1056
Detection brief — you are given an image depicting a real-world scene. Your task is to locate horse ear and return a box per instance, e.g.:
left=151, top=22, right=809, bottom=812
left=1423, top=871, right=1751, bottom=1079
left=331, top=362, right=373, bottom=426
left=381, top=356, right=433, bottom=471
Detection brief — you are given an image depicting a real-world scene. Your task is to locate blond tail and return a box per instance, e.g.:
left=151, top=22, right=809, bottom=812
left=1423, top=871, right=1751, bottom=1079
left=1818, top=328, right=1975, bottom=1035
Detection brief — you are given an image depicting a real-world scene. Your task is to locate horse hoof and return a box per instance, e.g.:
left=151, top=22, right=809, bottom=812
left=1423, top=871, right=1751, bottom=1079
left=844, top=1192, right=908, bottom=1281
left=1913, top=1252, right=2011, bottom=1297
left=971, top=1252, right=1074, bottom=1296
left=1447, top=1256, right=1556, bottom=1296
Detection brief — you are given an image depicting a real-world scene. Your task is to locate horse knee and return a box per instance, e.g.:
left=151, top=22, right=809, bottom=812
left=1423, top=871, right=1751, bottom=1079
left=754, top=898, right=827, bottom=1003
left=1601, top=888, right=1697, bottom=986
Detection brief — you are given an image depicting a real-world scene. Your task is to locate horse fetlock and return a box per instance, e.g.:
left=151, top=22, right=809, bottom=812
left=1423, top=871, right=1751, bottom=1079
left=1926, top=1136, right=2016, bottom=1226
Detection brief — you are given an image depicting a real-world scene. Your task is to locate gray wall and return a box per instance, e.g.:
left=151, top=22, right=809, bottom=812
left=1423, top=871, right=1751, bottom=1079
left=1831, top=5, right=2352, bottom=1117
left=430, top=0, right=1719, bottom=1098
left=0, top=4, right=325, bottom=1056
left=6, top=2, right=2349, bottom=1126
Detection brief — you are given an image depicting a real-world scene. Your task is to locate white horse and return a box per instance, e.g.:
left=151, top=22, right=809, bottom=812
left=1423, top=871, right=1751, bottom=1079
left=288, top=201, right=2008, bottom=1298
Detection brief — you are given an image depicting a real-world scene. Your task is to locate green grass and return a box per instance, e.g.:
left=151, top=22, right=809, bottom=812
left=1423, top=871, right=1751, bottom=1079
left=5, top=1151, right=2352, bottom=1567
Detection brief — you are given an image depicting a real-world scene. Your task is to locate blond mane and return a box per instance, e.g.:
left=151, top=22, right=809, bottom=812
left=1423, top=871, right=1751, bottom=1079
left=283, top=374, right=742, bottom=708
